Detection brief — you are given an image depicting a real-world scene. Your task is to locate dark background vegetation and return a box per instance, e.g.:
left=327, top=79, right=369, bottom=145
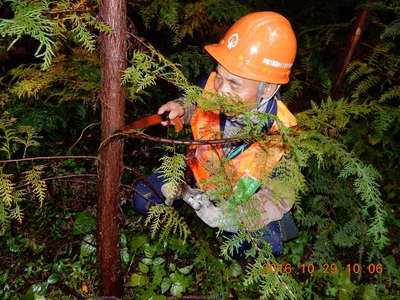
left=0, top=0, right=399, bottom=299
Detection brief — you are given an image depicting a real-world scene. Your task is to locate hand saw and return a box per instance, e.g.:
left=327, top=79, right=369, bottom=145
left=120, top=112, right=183, bottom=133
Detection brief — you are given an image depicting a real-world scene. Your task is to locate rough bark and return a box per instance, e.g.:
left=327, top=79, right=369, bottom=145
left=98, top=0, right=126, bottom=296
left=332, top=6, right=371, bottom=98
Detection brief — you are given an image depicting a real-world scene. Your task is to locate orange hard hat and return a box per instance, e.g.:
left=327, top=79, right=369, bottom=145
left=204, top=12, right=297, bottom=84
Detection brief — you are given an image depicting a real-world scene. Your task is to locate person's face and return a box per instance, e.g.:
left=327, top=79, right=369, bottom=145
left=214, top=64, right=277, bottom=111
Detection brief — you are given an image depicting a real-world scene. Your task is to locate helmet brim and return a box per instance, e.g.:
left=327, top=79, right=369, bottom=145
left=204, top=43, right=290, bottom=84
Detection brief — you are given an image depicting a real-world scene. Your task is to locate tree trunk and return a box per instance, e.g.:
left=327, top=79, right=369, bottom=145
left=332, top=6, right=370, bottom=98
left=97, top=0, right=126, bottom=296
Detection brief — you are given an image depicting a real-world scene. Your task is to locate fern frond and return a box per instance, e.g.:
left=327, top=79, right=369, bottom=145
left=380, top=18, right=400, bottom=39
left=9, top=190, right=25, bottom=223
left=380, top=85, right=400, bottom=101
left=8, top=50, right=99, bottom=101
left=336, top=150, right=388, bottom=248
left=0, top=167, right=26, bottom=233
left=15, top=125, right=41, bottom=158
left=156, top=152, right=186, bottom=197
left=296, top=97, right=372, bottom=133
left=0, top=168, right=14, bottom=207
left=0, top=0, right=57, bottom=69
left=353, top=74, right=380, bottom=96
left=84, top=13, right=112, bottom=34
left=145, top=205, right=191, bottom=242
left=346, top=61, right=374, bottom=84
left=243, top=250, right=301, bottom=300
left=220, top=231, right=249, bottom=259
left=373, top=107, right=399, bottom=135
left=68, top=13, right=96, bottom=52
left=282, top=80, right=304, bottom=104
left=24, top=165, right=47, bottom=207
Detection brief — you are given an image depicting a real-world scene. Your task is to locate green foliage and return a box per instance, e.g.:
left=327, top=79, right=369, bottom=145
left=0, top=113, right=45, bottom=233
left=132, top=0, right=249, bottom=45
left=24, top=165, right=47, bottom=207
left=156, top=148, right=186, bottom=197
left=15, top=126, right=41, bottom=158
left=0, top=192, right=98, bottom=299
left=0, top=115, right=40, bottom=159
left=7, top=49, right=100, bottom=101
left=0, top=0, right=111, bottom=69
left=293, top=101, right=389, bottom=248
left=0, top=0, right=57, bottom=69
left=123, top=45, right=204, bottom=100
left=0, top=167, right=24, bottom=233
left=169, top=45, right=214, bottom=81
left=72, top=211, right=96, bottom=235
left=145, top=205, right=191, bottom=242
left=0, top=0, right=399, bottom=298
left=67, top=13, right=100, bottom=52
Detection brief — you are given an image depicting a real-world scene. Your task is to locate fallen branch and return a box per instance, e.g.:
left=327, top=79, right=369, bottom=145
left=41, top=8, right=95, bottom=15
left=167, top=296, right=213, bottom=300
left=44, top=174, right=98, bottom=181
left=0, top=155, right=98, bottom=164
left=16, top=174, right=98, bottom=189
left=125, top=166, right=165, bottom=203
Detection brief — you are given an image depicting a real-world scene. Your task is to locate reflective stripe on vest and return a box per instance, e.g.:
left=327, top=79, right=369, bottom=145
left=187, top=72, right=297, bottom=190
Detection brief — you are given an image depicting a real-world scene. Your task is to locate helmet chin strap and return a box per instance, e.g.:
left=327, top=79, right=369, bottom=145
left=256, top=82, right=281, bottom=109
left=227, top=82, right=280, bottom=124
left=257, top=82, right=267, bottom=104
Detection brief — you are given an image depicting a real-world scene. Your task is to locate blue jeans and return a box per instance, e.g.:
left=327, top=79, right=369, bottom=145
left=131, top=173, right=298, bottom=255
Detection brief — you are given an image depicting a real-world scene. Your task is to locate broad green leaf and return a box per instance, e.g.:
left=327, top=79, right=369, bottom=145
left=47, top=274, right=60, bottom=284
left=31, top=282, right=48, bottom=296
left=152, top=257, right=165, bottom=266
left=120, top=232, right=127, bottom=248
left=169, top=272, right=192, bottom=292
left=170, top=281, right=184, bottom=298
left=178, top=265, right=193, bottom=275
left=80, top=235, right=96, bottom=257
left=161, top=278, right=171, bottom=294
left=152, top=265, right=167, bottom=286
left=72, top=212, right=96, bottom=235
left=139, top=262, right=149, bottom=274
left=168, top=263, right=176, bottom=272
left=326, top=287, right=338, bottom=297
left=120, top=247, right=130, bottom=266
left=169, top=272, right=193, bottom=297
left=143, top=243, right=157, bottom=257
left=52, top=261, right=67, bottom=273
left=126, top=273, right=147, bottom=287
left=141, top=258, right=153, bottom=265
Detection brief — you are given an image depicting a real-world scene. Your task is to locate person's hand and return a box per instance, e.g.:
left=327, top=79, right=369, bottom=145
left=161, top=183, right=182, bottom=206
left=158, top=101, right=185, bottom=126
left=181, top=185, right=239, bottom=232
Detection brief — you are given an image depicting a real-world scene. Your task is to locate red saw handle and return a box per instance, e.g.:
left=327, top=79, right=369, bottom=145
left=120, top=113, right=183, bottom=133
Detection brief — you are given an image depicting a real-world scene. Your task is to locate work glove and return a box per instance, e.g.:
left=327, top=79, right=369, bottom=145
left=161, top=182, right=239, bottom=232
left=181, top=184, right=240, bottom=232
left=160, top=182, right=182, bottom=206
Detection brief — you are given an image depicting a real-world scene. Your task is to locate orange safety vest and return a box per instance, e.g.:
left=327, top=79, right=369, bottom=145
left=187, top=72, right=297, bottom=190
